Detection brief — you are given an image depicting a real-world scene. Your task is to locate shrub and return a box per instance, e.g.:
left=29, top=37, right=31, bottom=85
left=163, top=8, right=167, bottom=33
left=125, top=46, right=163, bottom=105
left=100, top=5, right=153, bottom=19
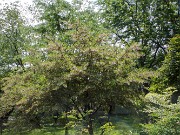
left=141, top=91, right=180, bottom=135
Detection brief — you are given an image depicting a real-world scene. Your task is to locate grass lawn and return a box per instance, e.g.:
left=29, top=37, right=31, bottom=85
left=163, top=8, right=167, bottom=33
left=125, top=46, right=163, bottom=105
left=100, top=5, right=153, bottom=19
left=3, top=115, right=141, bottom=135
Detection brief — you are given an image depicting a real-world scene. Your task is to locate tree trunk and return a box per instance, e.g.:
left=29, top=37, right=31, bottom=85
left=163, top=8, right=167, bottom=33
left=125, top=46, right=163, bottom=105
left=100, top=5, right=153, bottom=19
left=64, top=109, right=69, bottom=135
left=0, top=123, right=2, bottom=135
left=88, top=118, right=93, bottom=135
left=65, top=127, right=68, bottom=135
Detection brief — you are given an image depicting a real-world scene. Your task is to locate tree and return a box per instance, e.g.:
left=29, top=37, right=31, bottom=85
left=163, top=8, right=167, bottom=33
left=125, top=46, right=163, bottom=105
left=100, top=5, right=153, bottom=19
left=0, top=3, right=30, bottom=77
left=150, top=35, right=180, bottom=103
left=98, top=0, right=180, bottom=68
left=0, top=20, right=152, bottom=134
left=34, top=0, right=103, bottom=44
left=34, top=0, right=73, bottom=37
left=141, top=92, right=180, bottom=135
left=0, top=1, right=154, bottom=134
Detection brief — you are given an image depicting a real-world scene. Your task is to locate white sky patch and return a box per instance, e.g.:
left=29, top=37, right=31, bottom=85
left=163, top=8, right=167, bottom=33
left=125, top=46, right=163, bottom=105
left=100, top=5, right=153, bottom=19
left=0, top=0, right=97, bottom=9
left=0, top=0, right=32, bottom=8
left=0, top=0, right=73, bottom=7
left=0, top=0, right=98, bottom=25
left=0, top=0, right=34, bottom=25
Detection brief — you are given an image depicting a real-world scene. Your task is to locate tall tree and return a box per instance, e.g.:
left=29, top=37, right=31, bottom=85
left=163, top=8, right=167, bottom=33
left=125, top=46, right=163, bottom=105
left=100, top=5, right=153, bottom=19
left=0, top=21, right=152, bottom=134
left=34, top=0, right=72, bottom=37
left=98, top=0, right=180, bottom=68
left=0, top=1, right=154, bottom=134
left=150, top=35, right=180, bottom=102
left=0, top=3, right=29, bottom=76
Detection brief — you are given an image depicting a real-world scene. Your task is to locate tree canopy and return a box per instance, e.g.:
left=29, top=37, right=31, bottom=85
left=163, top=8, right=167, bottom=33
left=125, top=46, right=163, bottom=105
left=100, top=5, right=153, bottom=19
left=0, top=0, right=179, bottom=135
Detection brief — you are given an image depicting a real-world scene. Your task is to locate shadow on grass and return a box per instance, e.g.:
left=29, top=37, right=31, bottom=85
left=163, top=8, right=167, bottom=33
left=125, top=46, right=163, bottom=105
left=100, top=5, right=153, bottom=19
left=3, top=115, right=141, bottom=135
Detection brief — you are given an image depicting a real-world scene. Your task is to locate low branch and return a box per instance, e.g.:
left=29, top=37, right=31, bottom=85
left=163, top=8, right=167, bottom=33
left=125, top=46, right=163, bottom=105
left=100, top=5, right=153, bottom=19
left=71, top=99, right=84, bottom=119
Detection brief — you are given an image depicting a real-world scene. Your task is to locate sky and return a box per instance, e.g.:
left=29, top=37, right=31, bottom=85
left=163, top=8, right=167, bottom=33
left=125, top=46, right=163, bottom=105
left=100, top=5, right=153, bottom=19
left=0, top=0, right=73, bottom=25
left=0, top=0, right=33, bottom=6
left=0, top=0, right=97, bottom=10
left=0, top=0, right=97, bottom=25
left=0, top=0, right=73, bottom=6
left=0, top=0, right=75, bottom=9
left=0, top=0, right=33, bottom=10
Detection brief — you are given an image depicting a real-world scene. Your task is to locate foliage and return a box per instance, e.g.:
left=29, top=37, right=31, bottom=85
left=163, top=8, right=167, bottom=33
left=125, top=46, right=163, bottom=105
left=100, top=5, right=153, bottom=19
left=100, top=122, right=115, bottom=135
left=34, top=0, right=72, bottom=36
left=0, top=70, right=48, bottom=132
left=141, top=92, right=180, bottom=135
left=0, top=18, right=152, bottom=134
left=2, top=0, right=179, bottom=135
left=0, top=3, right=29, bottom=76
left=150, top=35, right=180, bottom=93
left=98, top=0, right=180, bottom=68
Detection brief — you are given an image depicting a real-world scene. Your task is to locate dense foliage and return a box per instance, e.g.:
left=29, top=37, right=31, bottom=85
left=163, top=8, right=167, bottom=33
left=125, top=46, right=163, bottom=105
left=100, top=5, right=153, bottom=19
left=142, top=92, right=180, bottom=135
left=99, top=0, right=180, bottom=68
left=0, top=0, right=180, bottom=135
left=150, top=35, right=180, bottom=103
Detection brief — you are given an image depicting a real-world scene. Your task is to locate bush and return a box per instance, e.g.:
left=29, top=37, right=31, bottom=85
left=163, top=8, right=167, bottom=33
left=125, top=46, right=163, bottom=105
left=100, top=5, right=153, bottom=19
left=141, top=92, right=180, bottom=135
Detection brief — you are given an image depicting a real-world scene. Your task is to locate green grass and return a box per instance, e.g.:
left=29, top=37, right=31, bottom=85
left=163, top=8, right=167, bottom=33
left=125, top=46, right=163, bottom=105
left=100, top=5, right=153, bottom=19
left=3, top=115, right=141, bottom=135
left=95, top=115, right=140, bottom=135
left=113, top=117, right=140, bottom=135
left=28, top=127, right=75, bottom=135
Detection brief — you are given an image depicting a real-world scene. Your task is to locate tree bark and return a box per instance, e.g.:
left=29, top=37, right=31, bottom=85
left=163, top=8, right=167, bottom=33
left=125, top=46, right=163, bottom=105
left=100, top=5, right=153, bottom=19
left=88, top=118, right=93, bottom=135
left=65, top=127, right=68, bottom=135
left=65, top=108, right=69, bottom=135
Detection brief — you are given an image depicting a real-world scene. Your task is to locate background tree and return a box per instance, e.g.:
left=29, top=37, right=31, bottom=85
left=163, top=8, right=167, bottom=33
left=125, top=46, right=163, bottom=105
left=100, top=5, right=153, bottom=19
left=0, top=3, right=29, bottom=75
left=141, top=92, right=180, bottom=135
left=150, top=35, right=180, bottom=103
left=34, top=0, right=73, bottom=39
left=98, top=0, right=180, bottom=68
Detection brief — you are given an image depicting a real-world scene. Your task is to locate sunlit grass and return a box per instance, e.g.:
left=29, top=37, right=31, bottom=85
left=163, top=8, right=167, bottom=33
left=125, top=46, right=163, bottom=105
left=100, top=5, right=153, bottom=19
left=3, top=115, right=141, bottom=135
